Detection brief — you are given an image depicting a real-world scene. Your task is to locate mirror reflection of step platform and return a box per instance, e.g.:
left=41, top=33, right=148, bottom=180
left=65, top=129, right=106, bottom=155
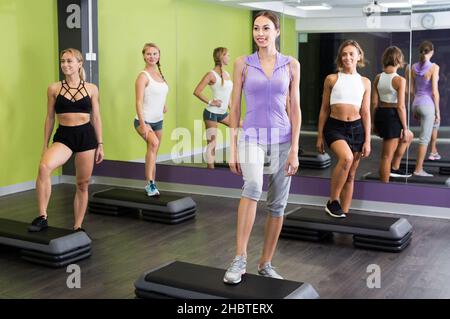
left=280, top=207, right=413, bottom=252
left=400, top=158, right=450, bottom=175
left=0, top=218, right=92, bottom=267
left=88, top=188, right=197, bottom=225
left=298, top=151, right=331, bottom=169
left=363, top=172, right=450, bottom=186
left=134, top=261, right=319, bottom=299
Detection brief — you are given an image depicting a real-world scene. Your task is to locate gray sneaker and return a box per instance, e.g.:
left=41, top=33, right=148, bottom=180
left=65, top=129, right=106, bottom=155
left=223, top=255, right=247, bottom=284
left=413, top=170, right=433, bottom=177
left=258, top=262, right=283, bottom=279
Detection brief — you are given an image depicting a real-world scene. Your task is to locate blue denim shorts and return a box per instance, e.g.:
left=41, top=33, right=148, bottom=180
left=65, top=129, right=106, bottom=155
left=203, top=109, right=228, bottom=122
left=134, top=119, right=163, bottom=131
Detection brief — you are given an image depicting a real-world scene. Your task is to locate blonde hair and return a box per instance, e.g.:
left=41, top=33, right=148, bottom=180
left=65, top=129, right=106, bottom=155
left=60, top=48, right=86, bottom=81
left=335, top=40, right=366, bottom=71
left=142, top=43, right=166, bottom=82
left=213, top=47, right=227, bottom=86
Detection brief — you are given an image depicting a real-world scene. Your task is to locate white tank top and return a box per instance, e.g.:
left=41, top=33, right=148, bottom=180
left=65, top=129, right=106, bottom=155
left=206, top=70, right=233, bottom=115
left=329, top=72, right=365, bottom=109
left=377, top=72, right=398, bottom=103
left=135, top=71, right=169, bottom=123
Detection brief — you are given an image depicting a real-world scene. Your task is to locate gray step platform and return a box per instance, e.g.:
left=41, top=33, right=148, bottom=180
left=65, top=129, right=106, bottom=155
left=281, top=207, right=413, bottom=252
left=298, top=151, right=331, bottom=169
left=134, top=261, right=319, bottom=299
left=400, top=158, right=450, bottom=170
left=89, top=188, right=197, bottom=225
left=0, top=218, right=92, bottom=267
left=363, top=172, right=450, bottom=186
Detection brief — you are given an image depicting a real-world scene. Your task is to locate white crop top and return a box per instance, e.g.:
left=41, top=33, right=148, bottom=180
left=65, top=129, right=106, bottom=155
left=136, top=71, right=169, bottom=123
left=329, top=72, right=365, bottom=108
left=377, top=72, right=398, bottom=103
left=206, top=70, right=233, bottom=115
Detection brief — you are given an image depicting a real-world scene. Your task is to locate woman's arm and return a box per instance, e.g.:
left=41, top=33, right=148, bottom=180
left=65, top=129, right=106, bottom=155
left=360, top=77, right=372, bottom=157
left=229, top=56, right=245, bottom=175
left=286, top=58, right=301, bottom=176
left=193, top=72, right=221, bottom=107
left=371, top=74, right=380, bottom=131
left=135, top=73, right=150, bottom=138
left=42, top=84, right=57, bottom=154
left=89, top=83, right=104, bottom=164
left=431, top=64, right=440, bottom=123
left=316, top=75, right=332, bottom=154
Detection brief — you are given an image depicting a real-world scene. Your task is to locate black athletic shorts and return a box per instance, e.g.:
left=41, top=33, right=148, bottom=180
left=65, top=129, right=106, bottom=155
left=323, top=117, right=365, bottom=153
left=53, top=122, right=98, bottom=152
left=374, top=107, right=402, bottom=139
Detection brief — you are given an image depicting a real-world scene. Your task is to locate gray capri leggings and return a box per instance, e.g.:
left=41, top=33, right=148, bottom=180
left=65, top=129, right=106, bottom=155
left=238, top=141, right=292, bottom=217
left=413, top=104, right=439, bottom=145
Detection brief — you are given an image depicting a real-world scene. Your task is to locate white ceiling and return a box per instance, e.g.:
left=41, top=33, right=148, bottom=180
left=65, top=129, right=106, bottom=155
left=206, top=0, right=450, bottom=18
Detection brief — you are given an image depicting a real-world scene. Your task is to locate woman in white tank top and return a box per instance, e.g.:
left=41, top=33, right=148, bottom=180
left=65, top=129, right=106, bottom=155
left=316, top=40, right=371, bottom=218
left=193, top=47, right=233, bottom=169
left=134, top=43, right=169, bottom=196
left=372, top=46, right=413, bottom=183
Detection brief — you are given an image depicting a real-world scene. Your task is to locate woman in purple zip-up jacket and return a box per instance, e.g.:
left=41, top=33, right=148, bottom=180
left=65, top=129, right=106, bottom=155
left=223, top=11, right=301, bottom=285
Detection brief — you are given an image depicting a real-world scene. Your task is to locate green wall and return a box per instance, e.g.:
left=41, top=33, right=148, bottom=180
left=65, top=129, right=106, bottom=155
left=0, top=0, right=58, bottom=188
left=98, top=0, right=253, bottom=161
left=282, top=17, right=298, bottom=58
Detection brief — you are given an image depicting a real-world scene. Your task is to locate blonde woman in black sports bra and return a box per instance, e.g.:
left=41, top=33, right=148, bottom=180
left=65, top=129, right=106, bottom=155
left=29, top=48, right=104, bottom=232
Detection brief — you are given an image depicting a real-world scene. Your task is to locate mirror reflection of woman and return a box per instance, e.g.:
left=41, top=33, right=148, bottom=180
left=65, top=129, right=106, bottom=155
left=224, top=11, right=301, bottom=285
left=134, top=43, right=168, bottom=196
left=193, top=47, right=233, bottom=169
left=316, top=40, right=371, bottom=218
left=29, top=48, right=104, bottom=232
left=407, top=41, right=441, bottom=177
left=372, top=46, right=413, bottom=183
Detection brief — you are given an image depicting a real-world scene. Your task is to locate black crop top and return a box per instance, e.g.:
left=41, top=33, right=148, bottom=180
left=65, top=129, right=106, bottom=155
left=54, top=80, right=92, bottom=114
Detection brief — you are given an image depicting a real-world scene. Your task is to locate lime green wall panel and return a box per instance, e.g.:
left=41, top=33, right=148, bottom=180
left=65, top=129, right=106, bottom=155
left=0, top=0, right=58, bottom=187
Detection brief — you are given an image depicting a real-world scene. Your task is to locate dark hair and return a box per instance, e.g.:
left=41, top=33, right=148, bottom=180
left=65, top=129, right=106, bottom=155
left=142, top=43, right=166, bottom=82
left=253, top=11, right=280, bottom=30
left=213, top=47, right=227, bottom=86
left=335, top=39, right=366, bottom=71
left=419, top=41, right=434, bottom=63
left=381, top=46, right=404, bottom=68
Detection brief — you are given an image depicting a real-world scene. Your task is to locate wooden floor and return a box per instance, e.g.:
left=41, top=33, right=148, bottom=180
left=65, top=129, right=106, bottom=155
left=1, top=183, right=450, bottom=299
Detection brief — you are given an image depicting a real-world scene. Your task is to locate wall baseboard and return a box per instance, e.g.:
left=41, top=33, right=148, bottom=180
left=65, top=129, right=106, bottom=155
left=0, top=176, right=60, bottom=197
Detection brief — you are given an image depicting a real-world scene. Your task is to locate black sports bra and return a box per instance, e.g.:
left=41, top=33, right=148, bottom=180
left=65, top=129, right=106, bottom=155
left=54, top=80, right=92, bottom=114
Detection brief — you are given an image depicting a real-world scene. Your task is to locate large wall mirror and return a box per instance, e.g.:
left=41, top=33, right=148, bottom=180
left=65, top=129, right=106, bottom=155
left=95, top=0, right=449, bottom=191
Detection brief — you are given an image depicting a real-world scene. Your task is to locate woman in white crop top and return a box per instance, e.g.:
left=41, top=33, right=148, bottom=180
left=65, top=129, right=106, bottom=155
left=372, top=46, right=413, bottom=183
left=193, top=47, right=233, bottom=169
left=134, top=43, right=169, bottom=196
left=316, top=40, right=371, bottom=218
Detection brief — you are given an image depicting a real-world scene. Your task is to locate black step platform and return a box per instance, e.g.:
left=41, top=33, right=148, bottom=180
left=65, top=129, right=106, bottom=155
left=134, top=261, right=319, bottom=299
left=0, top=218, right=92, bottom=267
left=89, top=188, right=196, bottom=224
left=299, top=151, right=331, bottom=169
left=280, top=207, right=413, bottom=252
left=440, top=167, right=450, bottom=175
left=363, top=172, right=450, bottom=186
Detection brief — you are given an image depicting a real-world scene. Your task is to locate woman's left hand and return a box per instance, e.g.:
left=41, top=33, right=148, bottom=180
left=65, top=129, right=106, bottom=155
left=361, top=141, right=371, bottom=158
left=95, top=144, right=104, bottom=164
left=285, top=149, right=299, bottom=176
left=163, top=105, right=168, bottom=113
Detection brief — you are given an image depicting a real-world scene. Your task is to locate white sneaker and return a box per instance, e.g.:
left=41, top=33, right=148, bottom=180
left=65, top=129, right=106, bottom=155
left=413, top=170, right=433, bottom=177
left=258, top=262, right=283, bottom=279
left=223, top=255, right=247, bottom=284
left=428, top=153, right=442, bottom=161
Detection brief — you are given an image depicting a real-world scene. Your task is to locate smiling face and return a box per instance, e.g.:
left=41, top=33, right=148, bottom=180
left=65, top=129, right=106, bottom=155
left=340, top=45, right=361, bottom=71
left=143, top=46, right=160, bottom=66
left=60, top=52, right=82, bottom=77
left=253, top=15, right=279, bottom=49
